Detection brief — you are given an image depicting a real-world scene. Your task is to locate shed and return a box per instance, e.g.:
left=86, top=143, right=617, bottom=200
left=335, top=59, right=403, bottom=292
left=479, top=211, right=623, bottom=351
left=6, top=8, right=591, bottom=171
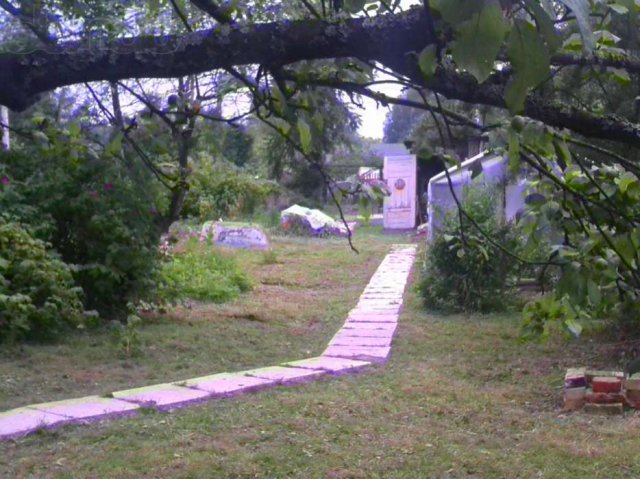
left=426, top=151, right=528, bottom=242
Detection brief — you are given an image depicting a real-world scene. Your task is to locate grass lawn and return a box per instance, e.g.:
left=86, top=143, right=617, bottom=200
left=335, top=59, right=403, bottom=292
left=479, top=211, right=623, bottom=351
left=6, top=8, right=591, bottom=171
left=0, top=226, right=404, bottom=412
left=2, top=227, right=640, bottom=477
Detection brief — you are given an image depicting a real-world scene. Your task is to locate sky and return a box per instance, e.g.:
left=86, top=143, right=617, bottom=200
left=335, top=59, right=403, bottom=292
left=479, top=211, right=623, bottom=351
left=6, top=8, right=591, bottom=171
left=354, top=69, right=406, bottom=140
left=353, top=73, right=402, bottom=139
left=357, top=96, right=391, bottom=140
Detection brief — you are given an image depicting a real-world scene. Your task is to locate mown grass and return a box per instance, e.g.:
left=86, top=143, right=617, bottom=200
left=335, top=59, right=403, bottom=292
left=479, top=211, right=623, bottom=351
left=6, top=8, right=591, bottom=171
left=0, top=225, right=406, bottom=411
left=2, top=228, right=640, bottom=478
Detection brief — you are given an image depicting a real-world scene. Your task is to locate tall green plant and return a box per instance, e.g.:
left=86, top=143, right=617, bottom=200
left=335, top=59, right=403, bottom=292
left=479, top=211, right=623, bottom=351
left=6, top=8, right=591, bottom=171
left=0, top=122, right=161, bottom=319
left=0, top=217, right=84, bottom=342
left=419, top=185, right=520, bottom=313
left=157, top=239, right=251, bottom=303
left=182, top=157, right=279, bottom=221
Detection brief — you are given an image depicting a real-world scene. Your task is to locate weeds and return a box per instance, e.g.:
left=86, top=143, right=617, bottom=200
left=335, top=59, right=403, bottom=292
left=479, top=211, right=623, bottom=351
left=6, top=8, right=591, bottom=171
left=259, top=249, right=280, bottom=265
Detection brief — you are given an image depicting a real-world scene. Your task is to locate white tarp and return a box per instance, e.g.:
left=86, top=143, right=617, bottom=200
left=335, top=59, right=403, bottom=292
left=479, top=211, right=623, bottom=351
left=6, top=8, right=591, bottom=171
left=280, top=204, right=354, bottom=236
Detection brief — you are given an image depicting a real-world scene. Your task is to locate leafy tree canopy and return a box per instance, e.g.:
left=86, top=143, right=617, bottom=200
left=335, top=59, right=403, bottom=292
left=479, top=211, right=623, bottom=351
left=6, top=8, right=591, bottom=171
left=3, top=0, right=640, bottom=337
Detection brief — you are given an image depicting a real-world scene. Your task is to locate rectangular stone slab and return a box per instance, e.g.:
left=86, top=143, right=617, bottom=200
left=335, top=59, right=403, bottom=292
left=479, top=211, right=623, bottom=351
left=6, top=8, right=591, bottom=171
left=347, top=313, right=398, bottom=323
left=180, top=372, right=276, bottom=397
left=112, top=383, right=212, bottom=411
left=363, top=287, right=404, bottom=293
left=355, top=307, right=401, bottom=315
left=359, top=293, right=402, bottom=303
left=362, top=292, right=404, bottom=298
left=283, top=356, right=371, bottom=374
left=329, top=334, right=392, bottom=347
left=29, top=395, right=139, bottom=422
left=323, top=345, right=391, bottom=363
left=342, top=321, right=397, bottom=333
left=365, top=281, right=404, bottom=286
left=353, top=301, right=401, bottom=308
left=337, top=327, right=396, bottom=338
left=0, top=407, right=69, bottom=440
left=356, top=300, right=402, bottom=308
left=375, top=268, right=411, bottom=272
left=243, top=366, right=325, bottom=384
left=351, top=305, right=400, bottom=311
left=354, top=305, right=401, bottom=313
left=371, top=269, right=411, bottom=273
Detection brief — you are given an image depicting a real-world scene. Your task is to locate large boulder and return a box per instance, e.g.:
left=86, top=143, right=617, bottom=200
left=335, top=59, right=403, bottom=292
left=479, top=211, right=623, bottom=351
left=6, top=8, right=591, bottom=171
left=280, top=204, right=356, bottom=237
left=200, top=222, right=270, bottom=250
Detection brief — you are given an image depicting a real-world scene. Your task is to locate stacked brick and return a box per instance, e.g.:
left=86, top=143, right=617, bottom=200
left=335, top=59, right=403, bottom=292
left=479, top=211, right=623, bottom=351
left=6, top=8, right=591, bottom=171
left=564, top=368, right=640, bottom=414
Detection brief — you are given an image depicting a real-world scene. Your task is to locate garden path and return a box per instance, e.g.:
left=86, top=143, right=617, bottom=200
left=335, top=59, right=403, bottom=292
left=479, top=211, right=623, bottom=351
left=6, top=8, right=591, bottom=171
left=0, top=244, right=417, bottom=441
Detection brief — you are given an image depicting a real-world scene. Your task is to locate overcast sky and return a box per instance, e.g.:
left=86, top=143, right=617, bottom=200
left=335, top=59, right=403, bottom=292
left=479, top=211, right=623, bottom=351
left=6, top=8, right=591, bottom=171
left=353, top=71, right=405, bottom=140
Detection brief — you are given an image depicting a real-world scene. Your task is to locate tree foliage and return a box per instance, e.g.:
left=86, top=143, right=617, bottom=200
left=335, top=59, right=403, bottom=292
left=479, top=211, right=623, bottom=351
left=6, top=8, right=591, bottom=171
left=0, top=217, right=84, bottom=342
left=2, top=0, right=640, bottom=337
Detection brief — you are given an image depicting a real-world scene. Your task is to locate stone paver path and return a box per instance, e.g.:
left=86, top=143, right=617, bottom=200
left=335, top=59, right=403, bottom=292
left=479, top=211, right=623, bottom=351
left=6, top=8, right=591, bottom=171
left=0, top=244, right=417, bottom=441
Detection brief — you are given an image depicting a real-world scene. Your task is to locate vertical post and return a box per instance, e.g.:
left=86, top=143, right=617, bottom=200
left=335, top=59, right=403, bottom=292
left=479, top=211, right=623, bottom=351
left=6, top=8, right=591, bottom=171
left=0, top=106, right=9, bottom=151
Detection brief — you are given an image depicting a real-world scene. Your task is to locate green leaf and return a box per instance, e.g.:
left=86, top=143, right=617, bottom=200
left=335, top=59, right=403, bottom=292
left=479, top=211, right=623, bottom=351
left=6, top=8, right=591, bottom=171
left=587, top=279, right=602, bottom=307
left=297, top=118, right=312, bottom=155
left=333, top=188, right=343, bottom=204
left=524, top=0, right=561, bottom=53
left=631, top=228, right=640, bottom=249
left=609, top=3, right=629, bottom=14
left=615, top=235, right=637, bottom=267
left=594, top=30, right=621, bottom=47
left=33, top=131, right=49, bottom=144
left=452, top=1, right=509, bottom=83
left=565, top=317, right=583, bottom=337
left=435, top=0, right=480, bottom=25
left=505, top=20, right=551, bottom=113
left=607, top=67, right=631, bottom=86
left=522, top=121, right=554, bottom=156
left=562, top=33, right=584, bottom=52
left=558, top=0, right=594, bottom=52
left=418, top=45, right=437, bottom=79
left=105, top=133, right=123, bottom=157
left=312, top=113, right=325, bottom=133
left=67, top=122, right=81, bottom=138
left=271, top=85, right=286, bottom=116
left=619, top=171, right=637, bottom=193
left=345, top=0, right=367, bottom=13
left=553, top=138, right=571, bottom=169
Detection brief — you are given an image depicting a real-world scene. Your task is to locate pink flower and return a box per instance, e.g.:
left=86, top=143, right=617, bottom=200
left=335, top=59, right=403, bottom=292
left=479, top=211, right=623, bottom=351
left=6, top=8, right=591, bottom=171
left=103, top=182, right=114, bottom=192
left=0, top=176, right=9, bottom=186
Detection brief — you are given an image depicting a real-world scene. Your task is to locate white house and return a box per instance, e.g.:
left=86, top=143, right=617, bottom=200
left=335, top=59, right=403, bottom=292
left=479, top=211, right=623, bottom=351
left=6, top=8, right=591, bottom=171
left=427, top=151, right=528, bottom=242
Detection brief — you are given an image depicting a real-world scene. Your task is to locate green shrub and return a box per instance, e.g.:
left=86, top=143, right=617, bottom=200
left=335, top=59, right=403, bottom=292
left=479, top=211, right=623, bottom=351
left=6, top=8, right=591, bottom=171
left=0, top=218, right=84, bottom=342
left=157, top=239, right=251, bottom=303
left=182, top=158, right=280, bottom=221
left=418, top=185, right=520, bottom=313
left=110, top=306, right=144, bottom=358
left=0, top=135, right=160, bottom=319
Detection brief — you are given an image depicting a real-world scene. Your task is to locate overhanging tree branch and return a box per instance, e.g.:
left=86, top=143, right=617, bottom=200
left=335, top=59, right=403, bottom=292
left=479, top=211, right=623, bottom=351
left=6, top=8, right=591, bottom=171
left=1, top=8, right=640, bottom=147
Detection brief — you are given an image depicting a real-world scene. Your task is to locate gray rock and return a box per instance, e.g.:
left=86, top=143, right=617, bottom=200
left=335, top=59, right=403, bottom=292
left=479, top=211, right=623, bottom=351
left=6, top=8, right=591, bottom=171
left=201, top=222, right=270, bottom=250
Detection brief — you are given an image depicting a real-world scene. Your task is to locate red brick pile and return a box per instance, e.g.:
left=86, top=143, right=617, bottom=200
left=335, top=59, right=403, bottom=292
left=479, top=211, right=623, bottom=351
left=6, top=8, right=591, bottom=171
left=564, top=368, right=640, bottom=414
